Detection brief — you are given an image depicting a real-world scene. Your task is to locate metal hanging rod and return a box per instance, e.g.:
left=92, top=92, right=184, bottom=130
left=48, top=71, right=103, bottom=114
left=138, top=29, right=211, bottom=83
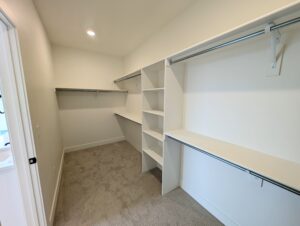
left=166, top=135, right=300, bottom=196
left=55, top=88, right=128, bottom=93
left=170, top=16, right=300, bottom=65
left=114, top=70, right=141, bottom=83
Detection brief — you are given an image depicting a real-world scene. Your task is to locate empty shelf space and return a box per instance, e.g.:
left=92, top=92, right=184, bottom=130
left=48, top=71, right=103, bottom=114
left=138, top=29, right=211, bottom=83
left=143, top=88, right=164, bottom=92
left=114, top=111, right=142, bottom=124
left=143, top=130, right=164, bottom=142
left=143, top=110, right=164, bottom=117
left=143, top=148, right=163, bottom=166
left=56, top=87, right=128, bottom=93
left=165, top=129, right=300, bottom=193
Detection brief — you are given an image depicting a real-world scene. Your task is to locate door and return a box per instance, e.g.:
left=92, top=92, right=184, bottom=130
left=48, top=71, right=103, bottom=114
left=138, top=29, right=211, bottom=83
left=0, top=12, right=46, bottom=226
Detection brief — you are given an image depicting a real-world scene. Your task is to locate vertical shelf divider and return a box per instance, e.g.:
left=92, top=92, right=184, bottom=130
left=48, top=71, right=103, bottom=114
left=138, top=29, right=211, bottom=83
left=162, top=60, right=185, bottom=195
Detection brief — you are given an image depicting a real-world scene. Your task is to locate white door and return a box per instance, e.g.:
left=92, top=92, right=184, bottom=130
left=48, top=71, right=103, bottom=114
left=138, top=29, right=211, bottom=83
left=0, top=12, right=46, bottom=226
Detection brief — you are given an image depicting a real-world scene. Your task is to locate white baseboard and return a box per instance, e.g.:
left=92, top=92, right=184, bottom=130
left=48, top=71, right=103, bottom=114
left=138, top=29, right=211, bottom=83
left=181, top=187, right=239, bottom=226
left=63, top=136, right=125, bottom=153
left=49, top=152, right=64, bottom=225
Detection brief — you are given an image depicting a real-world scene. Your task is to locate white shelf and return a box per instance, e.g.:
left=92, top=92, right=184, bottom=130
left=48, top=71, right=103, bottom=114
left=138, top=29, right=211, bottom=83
left=143, top=130, right=164, bottom=142
left=143, top=148, right=163, bottom=166
left=56, top=87, right=127, bottom=93
left=143, top=88, right=164, bottom=92
left=114, top=111, right=142, bottom=124
left=165, top=129, right=300, bottom=193
left=143, top=110, right=164, bottom=117
left=114, top=70, right=141, bottom=83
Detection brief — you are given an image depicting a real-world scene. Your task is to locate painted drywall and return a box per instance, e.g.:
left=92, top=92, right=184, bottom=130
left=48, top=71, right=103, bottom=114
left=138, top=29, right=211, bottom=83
left=0, top=0, right=63, bottom=224
left=181, top=20, right=300, bottom=225
left=52, top=45, right=130, bottom=151
left=124, top=0, right=299, bottom=73
left=52, top=45, right=123, bottom=89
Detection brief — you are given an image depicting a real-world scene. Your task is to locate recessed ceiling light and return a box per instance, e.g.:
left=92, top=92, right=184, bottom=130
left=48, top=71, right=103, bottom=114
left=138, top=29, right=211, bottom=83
left=86, top=30, right=96, bottom=37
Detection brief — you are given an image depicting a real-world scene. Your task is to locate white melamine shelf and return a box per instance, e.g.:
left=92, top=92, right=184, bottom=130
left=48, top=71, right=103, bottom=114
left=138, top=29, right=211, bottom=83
left=143, top=148, right=163, bottom=166
left=114, top=111, right=142, bottom=124
left=143, top=130, right=164, bottom=142
left=56, top=87, right=128, bottom=93
left=114, top=70, right=141, bottom=83
left=143, top=110, right=164, bottom=117
left=165, top=129, right=300, bottom=193
left=143, top=88, right=164, bottom=92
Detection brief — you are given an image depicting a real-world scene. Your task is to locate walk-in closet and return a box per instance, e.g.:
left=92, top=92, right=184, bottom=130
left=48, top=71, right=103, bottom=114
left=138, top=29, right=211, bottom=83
left=0, top=1, right=300, bottom=226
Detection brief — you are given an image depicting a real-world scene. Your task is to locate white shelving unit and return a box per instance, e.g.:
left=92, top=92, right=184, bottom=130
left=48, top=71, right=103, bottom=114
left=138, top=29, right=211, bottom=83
left=109, top=7, right=300, bottom=197
left=141, top=60, right=166, bottom=186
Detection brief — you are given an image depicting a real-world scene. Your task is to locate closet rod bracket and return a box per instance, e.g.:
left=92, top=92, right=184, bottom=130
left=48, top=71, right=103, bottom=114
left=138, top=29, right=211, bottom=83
left=265, top=22, right=283, bottom=77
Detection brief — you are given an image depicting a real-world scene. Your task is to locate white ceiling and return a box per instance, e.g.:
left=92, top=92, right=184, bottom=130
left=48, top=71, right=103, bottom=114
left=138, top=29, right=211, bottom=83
left=33, top=0, right=196, bottom=56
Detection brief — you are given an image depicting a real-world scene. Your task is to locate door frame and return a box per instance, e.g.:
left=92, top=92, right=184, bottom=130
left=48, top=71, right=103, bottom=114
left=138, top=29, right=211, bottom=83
left=0, top=9, right=47, bottom=226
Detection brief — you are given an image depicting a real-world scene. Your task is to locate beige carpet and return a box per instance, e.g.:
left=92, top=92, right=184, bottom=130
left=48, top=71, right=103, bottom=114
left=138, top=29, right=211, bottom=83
left=54, top=141, right=223, bottom=226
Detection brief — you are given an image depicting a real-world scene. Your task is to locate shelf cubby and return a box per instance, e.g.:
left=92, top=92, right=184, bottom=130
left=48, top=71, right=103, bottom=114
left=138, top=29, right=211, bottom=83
left=143, top=91, right=164, bottom=112
left=143, top=148, right=163, bottom=166
left=143, top=129, right=164, bottom=142
left=142, top=61, right=165, bottom=90
left=143, top=133, right=163, bottom=166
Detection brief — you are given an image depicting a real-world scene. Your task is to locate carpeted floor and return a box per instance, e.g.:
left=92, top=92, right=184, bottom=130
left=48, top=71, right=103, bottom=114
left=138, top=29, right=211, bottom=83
left=54, top=141, right=223, bottom=226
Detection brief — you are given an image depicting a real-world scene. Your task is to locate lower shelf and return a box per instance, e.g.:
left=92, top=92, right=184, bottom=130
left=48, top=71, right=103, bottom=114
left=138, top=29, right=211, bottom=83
left=143, top=130, right=164, bottom=142
left=143, top=148, right=163, bottom=166
left=165, top=129, right=300, bottom=195
left=114, top=111, right=142, bottom=124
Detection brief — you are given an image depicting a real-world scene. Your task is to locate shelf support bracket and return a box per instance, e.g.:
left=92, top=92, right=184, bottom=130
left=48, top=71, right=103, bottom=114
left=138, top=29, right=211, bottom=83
left=265, top=23, right=283, bottom=77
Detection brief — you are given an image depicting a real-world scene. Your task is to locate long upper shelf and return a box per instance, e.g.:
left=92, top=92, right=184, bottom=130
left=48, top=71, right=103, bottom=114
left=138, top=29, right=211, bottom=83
left=56, top=87, right=128, bottom=93
left=114, top=70, right=141, bottom=83
left=114, top=111, right=142, bottom=124
left=165, top=129, right=300, bottom=194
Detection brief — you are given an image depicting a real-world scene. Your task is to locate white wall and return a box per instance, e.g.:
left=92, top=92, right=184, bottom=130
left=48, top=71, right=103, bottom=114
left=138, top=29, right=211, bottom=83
left=52, top=45, right=128, bottom=151
left=124, top=0, right=299, bottom=73
left=0, top=0, right=63, bottom=224
left=181, top=21, right=300, bottom=226
left=53, top=45, right=123, bottom=89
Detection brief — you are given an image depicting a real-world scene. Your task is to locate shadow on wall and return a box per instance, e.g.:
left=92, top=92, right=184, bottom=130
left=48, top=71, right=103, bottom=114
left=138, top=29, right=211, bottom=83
left=56, top=91, right=127, bottom=109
